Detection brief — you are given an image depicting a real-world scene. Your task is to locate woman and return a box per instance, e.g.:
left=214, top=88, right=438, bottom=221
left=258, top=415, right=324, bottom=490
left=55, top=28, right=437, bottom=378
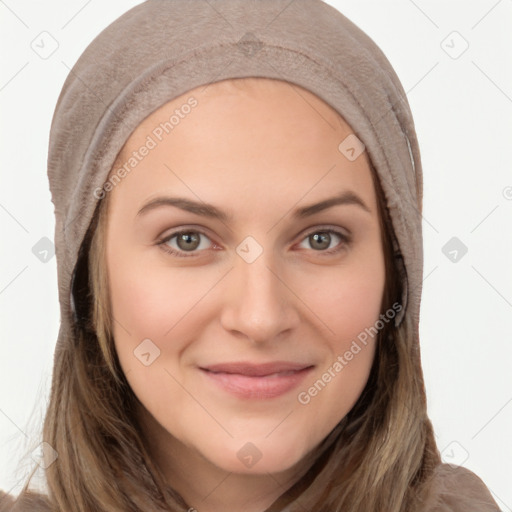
left=0, top=0, right=500, bottom=510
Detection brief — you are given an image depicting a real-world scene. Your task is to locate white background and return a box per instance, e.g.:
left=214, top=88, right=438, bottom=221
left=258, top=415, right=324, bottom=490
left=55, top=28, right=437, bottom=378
left=1, top=0, right=511, bottom=508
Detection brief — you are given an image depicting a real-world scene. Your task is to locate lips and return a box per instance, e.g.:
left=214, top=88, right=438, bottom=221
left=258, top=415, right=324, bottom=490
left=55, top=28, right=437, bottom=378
left=199, top=361, right=314, bottom=399
left=201, top=361, right=312, bottom=376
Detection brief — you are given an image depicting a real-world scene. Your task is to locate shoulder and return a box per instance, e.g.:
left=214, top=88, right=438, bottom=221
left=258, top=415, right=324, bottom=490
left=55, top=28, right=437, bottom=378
left=421, top=463, right=501, bottom=512
left=0, top=489, right=51, bottom=512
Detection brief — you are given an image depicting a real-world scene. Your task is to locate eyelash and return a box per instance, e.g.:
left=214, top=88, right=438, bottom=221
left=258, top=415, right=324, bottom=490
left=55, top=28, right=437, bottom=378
left=157, top=227, right=351, bottom=258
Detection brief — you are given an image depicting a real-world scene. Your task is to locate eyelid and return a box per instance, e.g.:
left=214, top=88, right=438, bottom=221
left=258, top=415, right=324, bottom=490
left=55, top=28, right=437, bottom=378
left=299, top=224, right=351, bottom=240
left=157, top=224, right=351, bottom=258
left=295, top=225, right=351, bottom=255
left=157, top=226, right=217, bottom=258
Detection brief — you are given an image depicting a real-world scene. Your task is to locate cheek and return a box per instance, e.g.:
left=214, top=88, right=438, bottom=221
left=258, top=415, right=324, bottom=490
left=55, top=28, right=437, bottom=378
left=107, top=252, right=225, bottom=371
left=296, top=246, right=385, bottom=413
left=109, top=254, right=206, bottom=333
left=107, top=256, right=203, bottom=414
left=308, top=251, right=386, bottom=346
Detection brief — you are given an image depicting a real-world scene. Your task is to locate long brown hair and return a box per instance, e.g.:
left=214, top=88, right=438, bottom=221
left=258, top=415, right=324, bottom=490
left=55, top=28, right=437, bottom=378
left=15, top=115, right=441, bottom=512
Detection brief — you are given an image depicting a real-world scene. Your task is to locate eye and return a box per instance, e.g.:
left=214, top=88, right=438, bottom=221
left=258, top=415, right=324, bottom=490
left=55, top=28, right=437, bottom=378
left=158, top=229, right=214, bottom=258
left=157, top=227, right=351, bottom=258
left=297, top=228, right=350, bottom=255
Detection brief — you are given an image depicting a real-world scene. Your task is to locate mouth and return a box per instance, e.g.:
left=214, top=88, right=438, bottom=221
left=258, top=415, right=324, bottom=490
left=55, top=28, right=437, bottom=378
left=199, top=361, right=315, bottom=399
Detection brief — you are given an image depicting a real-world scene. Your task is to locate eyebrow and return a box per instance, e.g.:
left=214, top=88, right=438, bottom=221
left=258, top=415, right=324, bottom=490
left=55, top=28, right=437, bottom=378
left=136, top=190, right=371, bottom=221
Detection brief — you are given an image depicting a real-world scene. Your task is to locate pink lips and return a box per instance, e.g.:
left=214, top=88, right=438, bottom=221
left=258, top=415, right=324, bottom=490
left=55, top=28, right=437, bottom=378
left=200, top=361, right=314, bottom=399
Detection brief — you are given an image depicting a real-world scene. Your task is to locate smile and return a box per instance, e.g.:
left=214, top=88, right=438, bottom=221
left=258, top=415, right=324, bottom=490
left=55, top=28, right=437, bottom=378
left=199, top=362, right=315, bottom=399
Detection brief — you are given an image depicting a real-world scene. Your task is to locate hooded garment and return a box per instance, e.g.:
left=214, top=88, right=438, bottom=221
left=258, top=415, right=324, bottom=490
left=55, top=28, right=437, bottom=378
left=1, top=0, right=501, bottom=511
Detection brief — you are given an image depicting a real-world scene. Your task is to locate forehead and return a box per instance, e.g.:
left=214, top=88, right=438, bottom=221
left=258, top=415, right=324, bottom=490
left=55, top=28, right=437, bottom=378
left=120, top=77, right=352, bottom=154
left=107, top=77, right=377, bottom=222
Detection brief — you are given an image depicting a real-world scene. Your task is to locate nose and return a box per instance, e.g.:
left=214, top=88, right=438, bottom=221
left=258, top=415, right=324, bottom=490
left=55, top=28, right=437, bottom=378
left=219, top=249, right=300, bottom=344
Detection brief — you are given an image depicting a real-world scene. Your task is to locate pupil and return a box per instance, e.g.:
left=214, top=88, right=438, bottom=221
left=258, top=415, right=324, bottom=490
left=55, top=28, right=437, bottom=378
left=312, top=232, right=330, bottom=250
left=178, top=232, right=199, bottom=251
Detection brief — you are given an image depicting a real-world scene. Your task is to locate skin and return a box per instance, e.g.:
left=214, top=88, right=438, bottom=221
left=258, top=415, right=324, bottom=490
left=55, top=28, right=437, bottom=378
left=105, top=78, right=386, bottom=512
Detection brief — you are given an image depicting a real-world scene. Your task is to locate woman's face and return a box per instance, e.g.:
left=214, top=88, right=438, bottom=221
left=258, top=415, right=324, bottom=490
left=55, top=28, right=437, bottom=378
left=105, top=78, right=386, bottom=479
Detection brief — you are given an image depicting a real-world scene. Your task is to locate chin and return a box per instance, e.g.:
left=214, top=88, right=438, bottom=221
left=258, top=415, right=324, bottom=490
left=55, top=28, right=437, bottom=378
left=203, top=435, right=312, bottom=476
